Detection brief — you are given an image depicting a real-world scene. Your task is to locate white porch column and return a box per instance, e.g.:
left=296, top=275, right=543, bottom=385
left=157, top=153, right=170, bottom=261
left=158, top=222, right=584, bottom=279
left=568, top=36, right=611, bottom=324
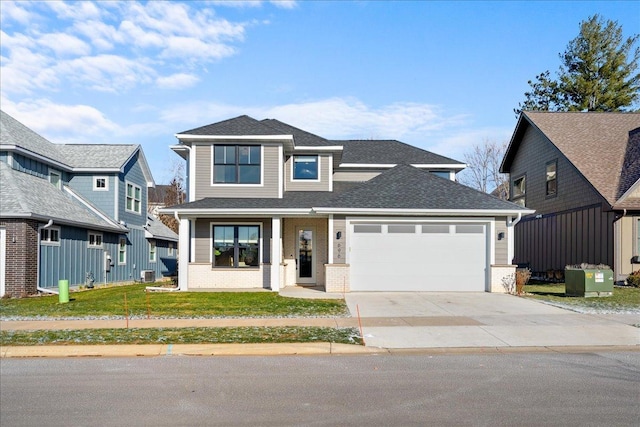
left=270, top=216, right=282, bottom=291
left=178, top=217, right=190, bottom=291
left=507, top=217, right=515, bottom=265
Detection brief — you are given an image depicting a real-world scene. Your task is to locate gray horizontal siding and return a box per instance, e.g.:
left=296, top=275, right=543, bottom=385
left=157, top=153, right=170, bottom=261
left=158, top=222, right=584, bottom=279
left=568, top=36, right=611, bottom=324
left=495, top=217, right=509, bottom=264
left=332, top=170, right=381, bottom=182
left=194, top=144, right=280, bottom=199
left=284, top=154, right=331, bottom=192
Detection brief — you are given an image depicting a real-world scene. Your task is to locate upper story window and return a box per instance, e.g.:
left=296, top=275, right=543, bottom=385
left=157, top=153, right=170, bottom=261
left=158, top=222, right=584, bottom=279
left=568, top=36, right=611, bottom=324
left=126, top=182, right=142, bottom=214
left=93, top=176, right=109, bottom=191
left=546, top=160, right=557, bottom=197
left=88, top=231, right=103, bottom=248
left=213, top=145, right=261, bottom=184
left=512, top=175, right=526, bottom=207
left=40, top=227, right=60, bottom=245
left=430, top=171, right=451, bottom=180
left=149, top=240, right=157, bottom=262
left=293, top=155, right=319, bottom=180
left=118, top=237, right=127, bottom=264
left=49, top=169, right=62, bottom=189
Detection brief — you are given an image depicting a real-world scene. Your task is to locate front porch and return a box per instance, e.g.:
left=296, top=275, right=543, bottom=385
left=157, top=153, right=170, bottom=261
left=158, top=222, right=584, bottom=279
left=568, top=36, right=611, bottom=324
left=178, top=215, right=350, bottom=293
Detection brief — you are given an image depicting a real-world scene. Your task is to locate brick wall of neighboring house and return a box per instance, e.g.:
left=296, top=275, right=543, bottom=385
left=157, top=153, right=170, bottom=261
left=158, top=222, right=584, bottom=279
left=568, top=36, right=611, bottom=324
left=0, top=219, right=39, bottom=297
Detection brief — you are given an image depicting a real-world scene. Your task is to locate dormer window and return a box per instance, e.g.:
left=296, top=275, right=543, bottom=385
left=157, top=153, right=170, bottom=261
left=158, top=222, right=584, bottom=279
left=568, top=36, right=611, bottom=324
left=49, top=169, right=62, bottom=189
left=293, top=155, right=319, bottom=180
left=214, top=145, right=261, bottom=184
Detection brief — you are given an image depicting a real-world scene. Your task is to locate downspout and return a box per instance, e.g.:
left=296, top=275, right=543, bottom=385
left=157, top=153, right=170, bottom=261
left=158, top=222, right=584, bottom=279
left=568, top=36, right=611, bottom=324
left=506, top=212, right=523, bottom=266
left=37, top=220, right=58, bottom=295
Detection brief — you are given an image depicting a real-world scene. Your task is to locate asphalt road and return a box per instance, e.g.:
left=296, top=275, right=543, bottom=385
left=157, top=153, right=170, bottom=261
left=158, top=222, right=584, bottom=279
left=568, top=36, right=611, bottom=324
left=1, top=352, right=639, bottom=426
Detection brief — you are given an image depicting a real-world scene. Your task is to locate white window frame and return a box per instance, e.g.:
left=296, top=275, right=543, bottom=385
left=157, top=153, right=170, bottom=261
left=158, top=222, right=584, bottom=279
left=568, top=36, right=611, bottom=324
left=49, top=169, right=62, bottom=189
left=88, top=231, right=103, bottom=248
left=40, top=226, right=61, bottom=245
left=118, top=237, right=127, bottom=265
left=149, top=240, right=157, bottom=263
left=168, top=242, right=174, bottom=256
left=291, top=155, right=321, bottom=182
left=93, top=176, right=109, bottom=191
left=126, top=181, right=142, bottom=214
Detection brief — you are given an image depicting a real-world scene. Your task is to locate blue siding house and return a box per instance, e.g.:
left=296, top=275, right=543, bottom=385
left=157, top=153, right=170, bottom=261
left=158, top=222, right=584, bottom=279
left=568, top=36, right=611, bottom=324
left=0, top=110, right=178, bottom=297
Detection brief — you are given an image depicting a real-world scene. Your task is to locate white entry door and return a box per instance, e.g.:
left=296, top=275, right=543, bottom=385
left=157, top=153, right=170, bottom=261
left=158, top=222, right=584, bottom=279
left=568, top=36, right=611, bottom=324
left=349, top=222, right=488, bottom=292
left=296, top=227, right=316, bottom=284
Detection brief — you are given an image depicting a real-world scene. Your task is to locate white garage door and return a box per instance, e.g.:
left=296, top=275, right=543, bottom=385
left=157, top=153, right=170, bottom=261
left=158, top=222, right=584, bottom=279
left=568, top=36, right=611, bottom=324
left=349, top=222, right=488, bottom=291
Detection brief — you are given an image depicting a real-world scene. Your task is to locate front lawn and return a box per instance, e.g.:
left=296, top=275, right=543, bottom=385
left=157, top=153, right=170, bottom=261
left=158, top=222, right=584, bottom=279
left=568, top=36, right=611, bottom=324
left=0, top=283, right=349, bottom=320
left=0, top=327, right=362, bottom=346
left=523, top=283, right=640, bottom=313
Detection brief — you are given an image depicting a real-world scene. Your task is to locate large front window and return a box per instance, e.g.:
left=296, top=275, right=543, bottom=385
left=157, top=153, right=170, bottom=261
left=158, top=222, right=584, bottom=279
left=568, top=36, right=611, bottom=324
left=214, top=145, right=261, bottom=184
left=213, top=225, right=260, bottom=268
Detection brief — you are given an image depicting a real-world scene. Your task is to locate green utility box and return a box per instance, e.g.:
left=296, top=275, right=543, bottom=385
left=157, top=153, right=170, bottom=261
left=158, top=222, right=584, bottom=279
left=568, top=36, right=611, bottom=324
left=58, top=279, right=69, bottom=303
left=565, top=268, right=613, bottom=297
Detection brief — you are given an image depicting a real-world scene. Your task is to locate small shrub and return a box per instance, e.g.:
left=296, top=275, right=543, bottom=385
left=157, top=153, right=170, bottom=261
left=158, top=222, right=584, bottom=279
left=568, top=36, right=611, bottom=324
left=515, top=268, right=531, bottom=295
left=501, top=273, right=515, bottom=294
left=627, top=270, right=640, bottom=288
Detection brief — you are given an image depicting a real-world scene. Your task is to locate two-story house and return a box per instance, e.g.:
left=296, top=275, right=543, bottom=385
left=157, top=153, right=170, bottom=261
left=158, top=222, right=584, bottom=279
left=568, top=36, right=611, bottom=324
left=161, top=115, right=531, bottom=293
left=500, top=111, right=640, bottom=283
left=0, top=110, right=178, bottom=297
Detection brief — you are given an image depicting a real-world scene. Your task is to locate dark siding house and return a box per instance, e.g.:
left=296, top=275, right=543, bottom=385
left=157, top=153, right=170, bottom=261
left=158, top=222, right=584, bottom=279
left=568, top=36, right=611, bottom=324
left=501, top=111, right=640, bottom=282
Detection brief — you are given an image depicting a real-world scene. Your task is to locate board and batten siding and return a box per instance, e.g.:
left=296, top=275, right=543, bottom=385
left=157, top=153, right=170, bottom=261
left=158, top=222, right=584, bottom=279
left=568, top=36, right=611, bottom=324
left=118, top=154, right=147, bottom=227
left=193, top=218, right=272, bottom=264
left=9, top=153, right=66, bottom=182
left=194, top=143, right=280, bottom=199
left=513, top=204, right=615, bottom=274
left=284, top=154, right=331, bottom=192
left=68, top=174, right=116, bottom=218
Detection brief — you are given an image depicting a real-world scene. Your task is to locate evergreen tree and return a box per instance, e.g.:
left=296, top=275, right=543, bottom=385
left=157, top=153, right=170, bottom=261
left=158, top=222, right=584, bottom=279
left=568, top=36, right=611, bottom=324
left=516, top=15, right=639, bottom=115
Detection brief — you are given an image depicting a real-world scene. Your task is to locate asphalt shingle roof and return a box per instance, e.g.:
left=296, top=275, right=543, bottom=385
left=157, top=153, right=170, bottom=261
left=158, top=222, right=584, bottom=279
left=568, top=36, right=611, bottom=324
left=168, top=166, right=524, bottom=212
left=261, top=119, right=336, bottom=146
left=0, top=162, right=125, bottom=231
left=58, top=144, right=138, bottom=169
left=1, top=110, right=67, bottom=165
left=178, top=115, right=284, bottom=136
left=145, top=215, right=178, bottom=241
left=505, top=111, right=640, bottom=207
left=337, top=140, right=463, bottom=165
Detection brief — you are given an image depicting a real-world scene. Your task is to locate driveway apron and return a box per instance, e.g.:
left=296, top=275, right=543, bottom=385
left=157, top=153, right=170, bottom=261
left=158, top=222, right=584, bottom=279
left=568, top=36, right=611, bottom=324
left=344, top=292, right=640, bottom=349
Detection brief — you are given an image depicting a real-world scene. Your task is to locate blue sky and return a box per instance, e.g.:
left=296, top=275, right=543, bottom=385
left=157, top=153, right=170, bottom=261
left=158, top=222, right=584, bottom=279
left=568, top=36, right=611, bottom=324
left=1, top=1, right=638, bottom=184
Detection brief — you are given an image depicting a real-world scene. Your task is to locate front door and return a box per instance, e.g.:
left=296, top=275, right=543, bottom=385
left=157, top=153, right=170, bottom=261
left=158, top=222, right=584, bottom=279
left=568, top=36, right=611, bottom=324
left=296, top=227, right=315, bottom=284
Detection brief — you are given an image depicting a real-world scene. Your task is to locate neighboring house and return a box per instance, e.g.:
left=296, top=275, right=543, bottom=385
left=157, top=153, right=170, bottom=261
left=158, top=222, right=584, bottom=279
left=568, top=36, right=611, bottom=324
left=148, top=184, right=185, bottom=217
left=0, top=110, right=178, bottom=297
left=160, top=115, right=531, bottom=293
left=500, top=111, right=640, bottom=283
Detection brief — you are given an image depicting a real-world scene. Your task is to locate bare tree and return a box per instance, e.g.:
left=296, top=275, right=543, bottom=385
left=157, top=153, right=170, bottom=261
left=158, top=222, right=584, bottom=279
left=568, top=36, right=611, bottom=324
left=158, top=160, right=186, bottom=234
left=459, top=139, right=509, bottom=200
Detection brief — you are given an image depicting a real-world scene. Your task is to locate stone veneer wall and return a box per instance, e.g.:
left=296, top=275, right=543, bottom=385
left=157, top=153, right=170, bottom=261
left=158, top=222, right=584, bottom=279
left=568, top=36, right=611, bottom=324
left=188, top=263, right=269, bottom=289
left=325, top=264, right=350, bottom=293
left=490, top=264, right=517, bottom=293
left=0, top=219, right=39, bottom=297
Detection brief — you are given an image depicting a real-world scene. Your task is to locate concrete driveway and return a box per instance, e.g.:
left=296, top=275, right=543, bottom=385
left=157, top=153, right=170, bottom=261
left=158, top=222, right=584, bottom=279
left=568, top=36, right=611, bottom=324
left=344, top=292, right=640, bottom=349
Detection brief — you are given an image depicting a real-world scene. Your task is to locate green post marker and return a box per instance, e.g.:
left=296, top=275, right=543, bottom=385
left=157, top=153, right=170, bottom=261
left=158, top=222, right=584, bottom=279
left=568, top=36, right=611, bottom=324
left=58, top=279, right=69, bottom=303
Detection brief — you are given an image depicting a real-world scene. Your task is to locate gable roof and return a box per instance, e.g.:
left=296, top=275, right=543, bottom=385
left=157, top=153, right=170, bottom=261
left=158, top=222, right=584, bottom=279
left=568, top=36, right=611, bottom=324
left=338, top=140, right=464, bottom=167
left=261, top=119, right=337, bottom=147
left=178, top=115, right=284, bottom=136
left=502, top=111, right=640, bottom=207
left=144, top=214, right=179, bottom=242
left=165, top=165, right=528, bottom=215
left=0, top=110, right=153, bottom=183
left=0, top=162, right=126, bottom=232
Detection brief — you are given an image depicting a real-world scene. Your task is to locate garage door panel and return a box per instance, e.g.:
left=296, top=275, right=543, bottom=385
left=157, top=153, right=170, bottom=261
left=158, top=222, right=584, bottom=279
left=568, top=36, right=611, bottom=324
left=350, top=222, right=487, bottom=292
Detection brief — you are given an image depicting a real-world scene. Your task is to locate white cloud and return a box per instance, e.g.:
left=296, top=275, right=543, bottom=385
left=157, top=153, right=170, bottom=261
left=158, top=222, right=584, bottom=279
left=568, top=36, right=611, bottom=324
left=37, top=32, right=92, bottom=57
left=156, top=73, right=200, bottom=89
left=44, top=1, right=103, bottom=21
left=270, top=1, right=297, bottom=9
left=1, top=97, right=121, bottom=142
left=0, top=1, right=34, bottom=26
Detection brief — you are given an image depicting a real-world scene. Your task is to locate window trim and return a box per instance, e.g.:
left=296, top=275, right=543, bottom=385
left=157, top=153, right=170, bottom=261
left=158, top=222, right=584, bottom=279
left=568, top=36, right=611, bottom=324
left=40, top=226, right=61, bottom=246
left=168, top=242, right=174, bottom=256
left=545, top=160, right=557, bottom=198
left=93, top=176, right=109, bottom=191
left=291, top=155, right=320, bottom=182
left=511, top=174, right=526, bottom=207
left=118, top=237, right=127, bottom=265
left=88, top=231, right=103, bottom=249
left=49, top=169, right=62, bottom=189
left=210, top=222, right=262, bottom=268
left=211, top=145, right=263, bottom=186
left=125, top=181, right=142, bottom=214
left=149, top=240, right=157, bottom=263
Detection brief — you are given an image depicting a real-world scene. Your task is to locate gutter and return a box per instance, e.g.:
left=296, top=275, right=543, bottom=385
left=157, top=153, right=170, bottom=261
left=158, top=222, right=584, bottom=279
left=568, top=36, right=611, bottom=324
left=37, top=220, right=58, bottom=295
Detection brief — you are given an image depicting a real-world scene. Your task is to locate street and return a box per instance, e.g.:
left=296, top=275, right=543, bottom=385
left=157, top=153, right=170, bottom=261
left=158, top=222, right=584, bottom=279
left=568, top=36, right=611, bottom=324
left=1, top=352, right=639, bottom=426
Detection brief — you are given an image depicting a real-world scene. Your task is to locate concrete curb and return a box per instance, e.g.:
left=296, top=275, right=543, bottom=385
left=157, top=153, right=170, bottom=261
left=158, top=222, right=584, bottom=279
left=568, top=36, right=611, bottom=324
left=1, top=344, right=637, bottom=359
